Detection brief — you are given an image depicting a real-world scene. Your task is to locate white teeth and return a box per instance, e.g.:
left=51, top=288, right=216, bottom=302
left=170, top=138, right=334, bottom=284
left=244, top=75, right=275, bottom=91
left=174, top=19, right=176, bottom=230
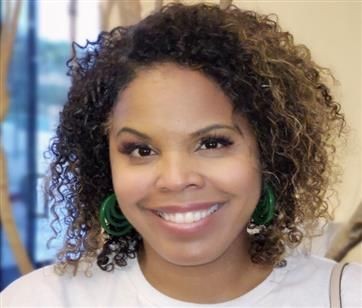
left=193, top=211, right=201, bottom=221
left=175, top=213, right=184, bottom=224
left=157, top=204, right=221, bottom=224
left=184, top=212, right=194, bottom=224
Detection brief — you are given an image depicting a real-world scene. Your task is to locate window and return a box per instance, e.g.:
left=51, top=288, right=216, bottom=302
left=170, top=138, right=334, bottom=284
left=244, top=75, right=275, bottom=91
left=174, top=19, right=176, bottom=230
left=1, top=0, right=99, bottom=290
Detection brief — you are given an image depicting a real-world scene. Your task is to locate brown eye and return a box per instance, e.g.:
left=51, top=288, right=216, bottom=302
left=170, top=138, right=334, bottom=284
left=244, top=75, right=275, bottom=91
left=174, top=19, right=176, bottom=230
left=202, top=139, right=220, bottom=149
left=135, top=146, right=154, bottom=157
left=198, top=135, right=234, bottom=150
left=119, top=142, right=156, bottom=157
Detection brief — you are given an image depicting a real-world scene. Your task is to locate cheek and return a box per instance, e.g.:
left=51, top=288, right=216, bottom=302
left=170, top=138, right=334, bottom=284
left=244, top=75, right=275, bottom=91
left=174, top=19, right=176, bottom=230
left=109, top=139, right=154, bottom=210
left=206, top=155, right=261, bottom=196
left=112, top=166, right=154, bottom=209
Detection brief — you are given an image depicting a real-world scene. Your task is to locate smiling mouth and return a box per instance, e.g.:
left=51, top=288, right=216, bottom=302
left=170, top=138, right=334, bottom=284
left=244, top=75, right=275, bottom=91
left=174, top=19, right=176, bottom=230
left=155, top=203, right=222, bottom=224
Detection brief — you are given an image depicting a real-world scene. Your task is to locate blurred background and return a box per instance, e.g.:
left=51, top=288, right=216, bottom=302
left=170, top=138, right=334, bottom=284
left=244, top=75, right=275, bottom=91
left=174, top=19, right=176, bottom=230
left=1, top=0, right=361, bottom=291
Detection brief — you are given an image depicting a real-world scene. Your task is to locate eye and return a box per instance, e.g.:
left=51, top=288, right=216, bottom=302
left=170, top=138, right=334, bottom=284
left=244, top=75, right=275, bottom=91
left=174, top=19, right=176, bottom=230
left=198, top=134, right=234, bottom=150
left=119, top=142, right=156, bottom=158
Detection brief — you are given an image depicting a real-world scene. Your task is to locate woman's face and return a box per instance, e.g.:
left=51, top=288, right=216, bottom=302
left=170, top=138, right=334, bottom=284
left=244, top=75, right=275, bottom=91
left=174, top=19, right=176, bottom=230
left=109, top=63, right=261, bottom=266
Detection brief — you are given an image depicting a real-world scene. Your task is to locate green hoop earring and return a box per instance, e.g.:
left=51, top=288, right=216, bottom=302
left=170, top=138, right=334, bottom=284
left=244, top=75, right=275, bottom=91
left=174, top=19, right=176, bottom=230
left=252, top=183, right=276, bottom=226
left=99, top=194, right=133, bottom=237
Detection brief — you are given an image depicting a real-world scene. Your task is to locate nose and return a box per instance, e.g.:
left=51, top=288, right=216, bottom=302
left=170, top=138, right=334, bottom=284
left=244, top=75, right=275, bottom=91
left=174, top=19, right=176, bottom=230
left=155, top=151, right=205, bottom=192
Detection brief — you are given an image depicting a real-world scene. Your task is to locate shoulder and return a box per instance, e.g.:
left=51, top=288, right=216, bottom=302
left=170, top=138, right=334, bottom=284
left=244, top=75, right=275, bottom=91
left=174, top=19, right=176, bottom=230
left=283, top=253, right=361, bottom=285
left=1, top=265, right=65, bottom=306
left=341, top=261, right=362, bottom=307
left=0, top=261, right=140, bottom=307
left=268, top=254, right=361, bottom=307
left=281, top=253, right=336, bottom=283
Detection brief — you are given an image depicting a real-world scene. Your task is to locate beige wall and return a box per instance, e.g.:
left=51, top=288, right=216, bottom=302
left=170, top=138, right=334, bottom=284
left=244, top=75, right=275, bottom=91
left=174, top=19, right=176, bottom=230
left=109, top=0, right=362, bottom=223
left=229, top=1, right=362, bottom=224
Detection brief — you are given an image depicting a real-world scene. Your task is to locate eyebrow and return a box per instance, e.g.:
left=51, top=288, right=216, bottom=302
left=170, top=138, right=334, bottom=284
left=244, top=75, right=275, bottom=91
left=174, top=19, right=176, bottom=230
left=116, top=124, right=242, bottom=140
left=116, top=127, right=152, bottom=141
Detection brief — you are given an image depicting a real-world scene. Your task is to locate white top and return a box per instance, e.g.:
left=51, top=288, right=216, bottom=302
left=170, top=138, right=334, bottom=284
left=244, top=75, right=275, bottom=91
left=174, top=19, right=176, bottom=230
left=1, top=254, right=361, bottom=307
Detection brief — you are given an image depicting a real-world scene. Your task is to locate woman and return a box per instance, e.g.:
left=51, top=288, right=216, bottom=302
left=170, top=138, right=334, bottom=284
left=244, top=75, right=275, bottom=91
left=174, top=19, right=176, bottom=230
left=2, top=3, right=360, bottom=307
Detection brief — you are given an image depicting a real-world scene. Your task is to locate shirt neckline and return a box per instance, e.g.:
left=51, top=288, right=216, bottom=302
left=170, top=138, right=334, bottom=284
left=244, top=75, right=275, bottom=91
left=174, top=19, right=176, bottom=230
left=125, top=256, right=295, bottom=306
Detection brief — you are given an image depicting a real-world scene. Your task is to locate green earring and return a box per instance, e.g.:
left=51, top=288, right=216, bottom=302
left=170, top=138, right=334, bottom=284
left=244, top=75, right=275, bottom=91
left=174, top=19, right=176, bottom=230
left=252, top=183, right=276, bottom=226
left=99, top=194, right=133, bottom=237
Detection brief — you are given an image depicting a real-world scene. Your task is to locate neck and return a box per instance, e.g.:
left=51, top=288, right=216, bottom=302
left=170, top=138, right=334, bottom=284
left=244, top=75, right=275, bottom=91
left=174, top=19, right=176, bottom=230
left=138, top=234, right=273, bottom=304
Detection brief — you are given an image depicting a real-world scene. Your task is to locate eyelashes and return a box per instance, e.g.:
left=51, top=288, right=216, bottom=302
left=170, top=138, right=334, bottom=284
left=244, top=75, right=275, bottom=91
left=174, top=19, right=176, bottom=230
left=118, top=134, right=234, bottom=158
left=199, top=134, right=234, bottom=150
left=120, top=142, right=154, bottom=157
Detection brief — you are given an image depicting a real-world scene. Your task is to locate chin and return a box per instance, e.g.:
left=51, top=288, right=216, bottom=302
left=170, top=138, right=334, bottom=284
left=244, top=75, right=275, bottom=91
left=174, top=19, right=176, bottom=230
left=159, top=246, right=224, bottom=267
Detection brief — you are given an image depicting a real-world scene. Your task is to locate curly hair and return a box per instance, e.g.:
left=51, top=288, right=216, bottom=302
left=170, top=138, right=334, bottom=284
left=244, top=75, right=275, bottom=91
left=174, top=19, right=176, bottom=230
left=47, top=3, right=346, bottom=274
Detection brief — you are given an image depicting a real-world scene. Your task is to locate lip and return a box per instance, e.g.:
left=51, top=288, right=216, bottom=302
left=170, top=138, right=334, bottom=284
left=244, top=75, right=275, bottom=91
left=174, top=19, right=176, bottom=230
left=150, top=201, right=226, bottom=214
left=147, top=202, right=226, bottom=236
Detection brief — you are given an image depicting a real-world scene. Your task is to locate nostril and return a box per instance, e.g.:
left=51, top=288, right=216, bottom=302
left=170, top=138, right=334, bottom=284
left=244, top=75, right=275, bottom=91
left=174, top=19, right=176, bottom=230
left=155, top=171, right=205, bottom=192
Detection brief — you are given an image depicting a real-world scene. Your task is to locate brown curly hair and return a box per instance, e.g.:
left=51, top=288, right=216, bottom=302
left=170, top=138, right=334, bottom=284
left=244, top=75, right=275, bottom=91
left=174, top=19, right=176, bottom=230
left=47, top=3, right=346, bottom=274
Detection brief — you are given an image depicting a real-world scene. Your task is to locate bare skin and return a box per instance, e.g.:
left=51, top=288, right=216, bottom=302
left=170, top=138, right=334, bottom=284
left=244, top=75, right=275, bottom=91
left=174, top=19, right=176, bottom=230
left=109, top=63, right=273, bottom=303
left=139, top=233, right=272, bottom=303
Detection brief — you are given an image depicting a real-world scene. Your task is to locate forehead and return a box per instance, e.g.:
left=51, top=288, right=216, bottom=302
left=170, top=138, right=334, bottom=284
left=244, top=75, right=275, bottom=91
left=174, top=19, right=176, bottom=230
left=112, top=63, right=234, bottom=125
